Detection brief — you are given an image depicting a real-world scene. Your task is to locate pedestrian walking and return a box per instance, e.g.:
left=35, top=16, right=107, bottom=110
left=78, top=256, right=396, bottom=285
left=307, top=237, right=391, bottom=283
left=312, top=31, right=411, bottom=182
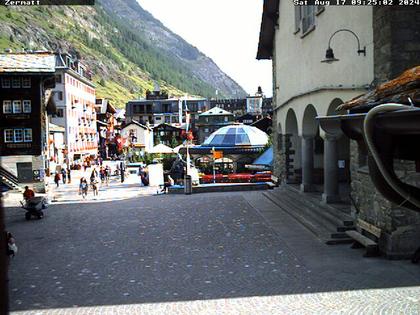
left=67, top=168, right=71, bottom=184
left=105, top=166, right=110, bottom=185
left=99, top=166, right=105, bottom=184
left=138, top=166, right=144, bottom=186
left=61, top=168, right=67, bottom=184
left=90, top=168, right=98, bottom=184
left=116, top=163, right=120, bottom=176
left=91, top=176, right=98, bottom=197
left=79, top=177, right=88, bottom=199
left=120, top=161, right=125, bottom=183
left=140, top=168, right=149, bottom=186
left=54, top=172, right=61, bottom=187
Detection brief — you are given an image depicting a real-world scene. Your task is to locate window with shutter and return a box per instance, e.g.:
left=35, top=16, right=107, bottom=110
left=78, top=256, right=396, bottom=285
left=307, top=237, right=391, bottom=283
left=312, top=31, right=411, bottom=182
left=295, top=5, right=323, bottom=35
left=23, top=100, right=31, bottom=113
left=24, top=129, right=32, bottom=142
left=3, top=100, right=12, bottom=113
left=13, top=100, right=22, bottom=113
left=4, top=129, right=14, bottom=143
left=316, top=5, right=325, bottom=14
left=302, top=6, right=315, bottom=34
left=14, top=129, right=23, bottom=142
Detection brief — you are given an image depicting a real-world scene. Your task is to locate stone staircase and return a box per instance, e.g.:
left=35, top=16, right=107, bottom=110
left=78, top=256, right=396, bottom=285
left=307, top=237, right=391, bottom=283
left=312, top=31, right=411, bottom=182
left=0, top=166, right=22, bottom=192
left=263, top=185, right=355, bottom=244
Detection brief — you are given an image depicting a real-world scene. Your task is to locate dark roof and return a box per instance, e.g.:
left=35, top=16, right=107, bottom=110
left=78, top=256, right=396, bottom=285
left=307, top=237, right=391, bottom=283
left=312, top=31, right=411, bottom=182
left=122, top=120, right=150, bottom=130
left=257, top=0, right=279, bottom=60
left=153, top=123, right=183, bottom=131
left=238, top=113, right=261, bottom=120
left=199, top=107, right=234, bottom=116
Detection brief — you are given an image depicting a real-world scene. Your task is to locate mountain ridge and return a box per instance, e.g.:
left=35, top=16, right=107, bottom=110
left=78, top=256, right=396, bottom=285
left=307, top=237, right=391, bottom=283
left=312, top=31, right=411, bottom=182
left=100, top=0, right=246, bottom=98
left=0, top=0, right=247, bottom=108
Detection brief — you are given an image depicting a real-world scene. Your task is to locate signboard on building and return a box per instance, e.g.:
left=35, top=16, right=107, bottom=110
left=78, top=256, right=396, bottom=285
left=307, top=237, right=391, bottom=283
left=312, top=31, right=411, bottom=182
left=213, top=151, right=223, bottom=159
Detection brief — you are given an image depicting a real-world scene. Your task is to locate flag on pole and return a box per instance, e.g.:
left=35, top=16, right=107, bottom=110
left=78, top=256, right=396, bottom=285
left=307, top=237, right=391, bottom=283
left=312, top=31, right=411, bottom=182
left=185, top=111, right=190, bottom=132
left=184, top=94, right=190, bottom=132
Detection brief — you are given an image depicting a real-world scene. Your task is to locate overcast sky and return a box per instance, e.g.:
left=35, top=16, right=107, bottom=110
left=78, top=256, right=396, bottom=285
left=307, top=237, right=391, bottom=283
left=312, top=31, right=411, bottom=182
left=136, top=0, right=273, bottom=97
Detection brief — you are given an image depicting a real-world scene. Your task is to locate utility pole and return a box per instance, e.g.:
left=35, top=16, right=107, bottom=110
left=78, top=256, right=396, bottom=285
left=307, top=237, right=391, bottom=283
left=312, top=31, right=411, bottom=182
left=185, top=95, right=191, bottom=177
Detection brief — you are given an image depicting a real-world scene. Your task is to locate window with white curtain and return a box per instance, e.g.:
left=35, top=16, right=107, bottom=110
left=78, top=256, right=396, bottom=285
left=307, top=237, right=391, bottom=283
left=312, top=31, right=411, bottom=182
left=24, top=129, right=32, bottom=142
left=3, top=100, right=12, bottom=113
left=23, top=100, right=31, bottom=113
left=13, top=100, right=22, bottom=113
left=14, top=129, right=23, bottom=142
left=4, top=129, right=14, bottom=143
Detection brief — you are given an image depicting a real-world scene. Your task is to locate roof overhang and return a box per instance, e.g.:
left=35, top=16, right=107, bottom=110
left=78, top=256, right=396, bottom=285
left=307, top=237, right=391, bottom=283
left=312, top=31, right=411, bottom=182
left=257, top=0, right=279, bottom=60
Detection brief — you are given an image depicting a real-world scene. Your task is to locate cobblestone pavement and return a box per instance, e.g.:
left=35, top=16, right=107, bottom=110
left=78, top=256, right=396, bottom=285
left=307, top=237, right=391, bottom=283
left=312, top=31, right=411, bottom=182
left=5, top=191, right=420, bottom=314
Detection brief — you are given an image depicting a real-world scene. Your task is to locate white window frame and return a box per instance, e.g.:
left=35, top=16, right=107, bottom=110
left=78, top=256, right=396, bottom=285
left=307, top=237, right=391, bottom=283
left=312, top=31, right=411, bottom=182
left=22, top=77, right=31, bottom=88
left=13, top=100, right=22, bottom=113
left=4, top=129, right=14, bottom=143
left=14, top=129, right=23, bottom=142
left=24, top=129, right=32, bottom=142
left=3, top=100, right=12, bottom=114
left=1, top=78, right=11, bottom=88
left=23, top=100, right=31, bottom=113
left=12, top=77, right=20, bottom=88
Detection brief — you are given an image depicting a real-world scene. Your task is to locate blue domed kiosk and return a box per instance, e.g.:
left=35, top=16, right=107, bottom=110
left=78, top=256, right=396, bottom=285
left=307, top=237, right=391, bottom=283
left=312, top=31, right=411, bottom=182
left=181, top=124, right=270, bottom=173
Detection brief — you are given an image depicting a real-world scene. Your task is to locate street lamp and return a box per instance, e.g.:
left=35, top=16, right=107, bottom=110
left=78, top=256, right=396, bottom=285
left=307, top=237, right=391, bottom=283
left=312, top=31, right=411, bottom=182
left=321, top=29, right=366, bottom=64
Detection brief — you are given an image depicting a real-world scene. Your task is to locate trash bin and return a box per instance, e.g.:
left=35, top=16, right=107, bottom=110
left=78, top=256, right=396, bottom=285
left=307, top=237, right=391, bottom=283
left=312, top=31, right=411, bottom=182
left=184, top=175, right=192, bottom=195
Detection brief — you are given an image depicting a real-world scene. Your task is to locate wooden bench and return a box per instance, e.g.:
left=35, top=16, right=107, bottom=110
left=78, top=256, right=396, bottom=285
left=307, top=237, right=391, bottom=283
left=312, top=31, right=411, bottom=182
left=345, top=219, right=381, bottom=257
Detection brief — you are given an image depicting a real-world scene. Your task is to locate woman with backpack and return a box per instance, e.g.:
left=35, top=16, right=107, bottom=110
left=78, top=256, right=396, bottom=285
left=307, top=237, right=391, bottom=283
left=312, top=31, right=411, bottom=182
left=79, top=178, right=88, bottom=199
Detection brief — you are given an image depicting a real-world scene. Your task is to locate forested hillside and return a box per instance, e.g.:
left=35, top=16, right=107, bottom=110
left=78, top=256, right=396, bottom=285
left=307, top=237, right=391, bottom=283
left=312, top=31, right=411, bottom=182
left=0, top=1, right=246, bottom=107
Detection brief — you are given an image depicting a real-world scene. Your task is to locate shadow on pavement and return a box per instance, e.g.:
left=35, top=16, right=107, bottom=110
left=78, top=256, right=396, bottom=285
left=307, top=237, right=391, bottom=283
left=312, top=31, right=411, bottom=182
left=5, top=192, right=420, bottom=312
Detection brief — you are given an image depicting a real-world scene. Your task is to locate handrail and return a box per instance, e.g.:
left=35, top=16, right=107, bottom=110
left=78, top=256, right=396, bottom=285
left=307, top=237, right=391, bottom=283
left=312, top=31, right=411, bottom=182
left=0, top=166, right=19, bottom=186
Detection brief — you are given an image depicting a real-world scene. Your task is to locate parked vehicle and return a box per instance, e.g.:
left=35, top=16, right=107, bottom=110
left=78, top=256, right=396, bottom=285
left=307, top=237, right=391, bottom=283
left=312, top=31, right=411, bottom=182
left=20, top=196, right=48, bottom=220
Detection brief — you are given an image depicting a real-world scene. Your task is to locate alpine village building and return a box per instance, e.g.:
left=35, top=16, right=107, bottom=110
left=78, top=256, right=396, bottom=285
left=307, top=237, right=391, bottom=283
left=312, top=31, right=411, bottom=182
left=0, top=51, right=97, bottom=192
left=50, top=53, right=97, bottom=164
left=0, top=52, right=56, bottom=192
left=258, top=3, right=420, bottom=257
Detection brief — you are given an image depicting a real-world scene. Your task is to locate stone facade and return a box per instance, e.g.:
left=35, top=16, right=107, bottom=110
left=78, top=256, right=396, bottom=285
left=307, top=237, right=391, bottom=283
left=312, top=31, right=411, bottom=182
left=259, top=4, right=420, bottom=257
left=347, top=7, right=420, bottom=258
left=350, top=140, right=420, bottom=258
left=373, top=7, right=420, bottom=83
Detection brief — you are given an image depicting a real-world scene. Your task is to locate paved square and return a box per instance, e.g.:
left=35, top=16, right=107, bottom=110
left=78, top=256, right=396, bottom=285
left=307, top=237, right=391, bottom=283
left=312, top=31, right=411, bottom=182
left=5, top=191, right=420, bottom=314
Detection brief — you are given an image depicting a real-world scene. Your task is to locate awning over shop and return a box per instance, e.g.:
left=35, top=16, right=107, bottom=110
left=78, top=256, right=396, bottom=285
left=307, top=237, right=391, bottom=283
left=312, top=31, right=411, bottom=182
left=246, top=146, right=273, bottom=170
left=49, top=123, right=65, bottom=133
